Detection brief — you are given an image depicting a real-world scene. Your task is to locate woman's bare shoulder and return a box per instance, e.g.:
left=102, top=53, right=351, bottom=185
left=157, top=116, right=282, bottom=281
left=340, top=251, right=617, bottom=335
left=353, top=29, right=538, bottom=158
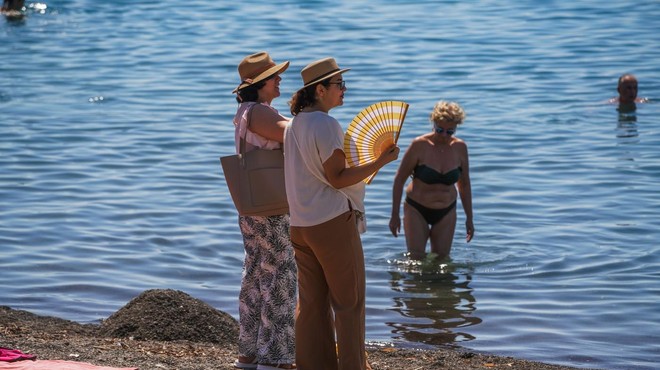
left=451, top=136, right=467, bottom=147
left=252, top=103, right=288, bottom=121
left=450, top=137, right=467, bottom=154
left=410, top=132, right=434, bottom=145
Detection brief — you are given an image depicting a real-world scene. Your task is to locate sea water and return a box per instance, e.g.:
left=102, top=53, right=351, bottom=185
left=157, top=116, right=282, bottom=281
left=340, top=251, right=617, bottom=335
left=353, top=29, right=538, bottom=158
left=2, top=1, right=659, bottom=369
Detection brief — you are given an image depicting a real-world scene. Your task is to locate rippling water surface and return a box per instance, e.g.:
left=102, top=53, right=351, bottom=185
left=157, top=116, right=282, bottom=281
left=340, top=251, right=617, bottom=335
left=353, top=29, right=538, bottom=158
left=2, top=1, right=659, bottom=369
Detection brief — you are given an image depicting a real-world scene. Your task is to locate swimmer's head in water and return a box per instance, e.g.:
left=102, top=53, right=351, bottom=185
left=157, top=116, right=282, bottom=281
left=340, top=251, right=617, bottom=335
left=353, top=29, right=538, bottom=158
left=617, top=74, right=638, bottom=104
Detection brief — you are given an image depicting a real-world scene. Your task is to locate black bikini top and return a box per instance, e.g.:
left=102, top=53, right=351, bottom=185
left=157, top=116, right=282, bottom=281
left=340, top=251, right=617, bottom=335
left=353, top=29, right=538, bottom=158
left=413, top=164, right=462, bottom=185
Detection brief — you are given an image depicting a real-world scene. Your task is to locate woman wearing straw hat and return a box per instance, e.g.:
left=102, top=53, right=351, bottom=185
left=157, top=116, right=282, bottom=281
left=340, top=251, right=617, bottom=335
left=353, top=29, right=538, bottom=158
left=231, top=52, right=296, bottom=370
left=284, top=57, right=399, bottom=370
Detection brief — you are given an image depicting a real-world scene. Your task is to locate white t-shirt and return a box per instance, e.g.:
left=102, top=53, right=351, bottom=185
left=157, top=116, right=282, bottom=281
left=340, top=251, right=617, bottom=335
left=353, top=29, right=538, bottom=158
left=283, top=111, right=365, bottom=227
left=233, top=102, right=283, bottom=152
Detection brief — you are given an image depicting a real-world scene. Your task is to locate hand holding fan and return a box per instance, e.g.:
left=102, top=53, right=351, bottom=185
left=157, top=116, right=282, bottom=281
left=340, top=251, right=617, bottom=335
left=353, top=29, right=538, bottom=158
left=344, top=100, right=409, bottom=184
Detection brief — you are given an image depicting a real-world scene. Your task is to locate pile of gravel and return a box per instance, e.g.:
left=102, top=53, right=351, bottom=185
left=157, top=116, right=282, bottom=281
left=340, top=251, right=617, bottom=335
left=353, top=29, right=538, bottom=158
left=98, top=289, right=238, bottom=345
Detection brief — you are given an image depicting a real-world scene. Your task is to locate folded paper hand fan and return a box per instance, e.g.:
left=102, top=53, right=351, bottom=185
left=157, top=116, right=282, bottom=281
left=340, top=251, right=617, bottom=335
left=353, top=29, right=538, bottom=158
left=344, top=100, right=409, bottom=184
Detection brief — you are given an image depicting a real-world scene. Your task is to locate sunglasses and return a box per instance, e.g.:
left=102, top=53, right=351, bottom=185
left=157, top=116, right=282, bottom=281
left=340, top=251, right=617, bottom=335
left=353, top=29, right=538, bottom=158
left=327, top=80, right=346, bottom=89
left=434, top=127, right=456, bottom=136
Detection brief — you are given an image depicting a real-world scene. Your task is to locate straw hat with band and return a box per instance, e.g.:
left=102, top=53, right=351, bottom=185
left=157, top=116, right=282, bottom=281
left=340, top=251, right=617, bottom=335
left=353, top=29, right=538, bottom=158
left=299, top=57, right=350, bottom=90
left=233, top=52, right=290, bottom=94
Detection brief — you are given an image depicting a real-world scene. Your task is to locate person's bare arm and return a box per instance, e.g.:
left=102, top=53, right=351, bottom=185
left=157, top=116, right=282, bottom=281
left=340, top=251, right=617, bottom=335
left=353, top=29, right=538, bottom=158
left=456, top=141, right=474, bottom=242
left=248, top=104, right=289, bottom=143
left=389, top=141, right=419, bottom=237
left=322, top=145, right=399, bottom=189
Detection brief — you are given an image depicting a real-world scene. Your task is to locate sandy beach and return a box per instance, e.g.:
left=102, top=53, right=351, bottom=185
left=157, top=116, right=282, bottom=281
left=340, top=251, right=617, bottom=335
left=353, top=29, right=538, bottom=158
left=0, top=289, right=599, bottom=370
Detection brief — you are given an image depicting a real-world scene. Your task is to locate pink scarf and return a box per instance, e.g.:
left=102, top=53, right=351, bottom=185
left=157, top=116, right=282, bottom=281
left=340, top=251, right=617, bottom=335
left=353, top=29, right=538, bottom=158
left=0, top=348, right=36, bottom=363
left=0, top=359, right=137, bottom=370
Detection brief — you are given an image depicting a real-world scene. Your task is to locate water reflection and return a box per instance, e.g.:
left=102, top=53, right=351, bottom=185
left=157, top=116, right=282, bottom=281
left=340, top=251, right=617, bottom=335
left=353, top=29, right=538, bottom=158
left=387, top=261, right=481, bottom=346
left=616, top=112, right=638, bottom=139
left=615, top=105, right=639, bottom=163
left=617, top=101, right=637, bottom=115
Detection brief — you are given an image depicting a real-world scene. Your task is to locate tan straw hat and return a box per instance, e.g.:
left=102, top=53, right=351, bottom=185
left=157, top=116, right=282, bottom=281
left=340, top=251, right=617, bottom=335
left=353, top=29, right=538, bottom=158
left=300, top=57, right=350, bottom=89
left=233, top=51, right=290, bottom=93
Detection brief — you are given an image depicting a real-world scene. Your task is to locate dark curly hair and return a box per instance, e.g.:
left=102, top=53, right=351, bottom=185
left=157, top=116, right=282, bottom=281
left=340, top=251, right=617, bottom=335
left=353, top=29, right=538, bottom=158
left=235, top=74, right=275, bottom=103
left=288, top=79, right=331, bottom=116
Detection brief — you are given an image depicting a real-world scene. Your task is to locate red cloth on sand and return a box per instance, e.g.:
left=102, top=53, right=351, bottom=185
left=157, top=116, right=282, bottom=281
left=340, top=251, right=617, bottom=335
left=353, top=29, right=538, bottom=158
left=0, top=348, right=36, bottom=362
left=0, top=360, right=137, bottom=370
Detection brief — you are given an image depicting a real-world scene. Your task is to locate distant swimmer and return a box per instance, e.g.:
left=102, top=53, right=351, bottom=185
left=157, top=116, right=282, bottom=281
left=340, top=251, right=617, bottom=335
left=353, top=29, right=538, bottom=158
left=1, top=0, right=24, bottom=19
left=609, top=74, right=649, bottom=112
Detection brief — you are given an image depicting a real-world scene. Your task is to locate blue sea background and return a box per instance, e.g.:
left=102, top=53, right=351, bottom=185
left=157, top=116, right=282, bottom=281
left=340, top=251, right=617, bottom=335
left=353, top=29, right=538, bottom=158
left=2, top=1, right=659, bottom=369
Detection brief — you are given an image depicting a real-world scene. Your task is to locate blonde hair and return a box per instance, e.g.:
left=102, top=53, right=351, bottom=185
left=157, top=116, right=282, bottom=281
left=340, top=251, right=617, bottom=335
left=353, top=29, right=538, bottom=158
left=430, top=101, right=465, bottom=125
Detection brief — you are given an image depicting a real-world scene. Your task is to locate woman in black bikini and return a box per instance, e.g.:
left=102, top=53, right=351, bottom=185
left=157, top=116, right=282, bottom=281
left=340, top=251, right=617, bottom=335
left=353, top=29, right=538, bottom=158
left=389, top=101, right=474, bottom=260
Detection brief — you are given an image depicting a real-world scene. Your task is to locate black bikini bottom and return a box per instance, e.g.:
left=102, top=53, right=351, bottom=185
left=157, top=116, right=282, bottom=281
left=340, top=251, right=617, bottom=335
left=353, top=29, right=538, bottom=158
left=405, top=196, right=457, bottom=226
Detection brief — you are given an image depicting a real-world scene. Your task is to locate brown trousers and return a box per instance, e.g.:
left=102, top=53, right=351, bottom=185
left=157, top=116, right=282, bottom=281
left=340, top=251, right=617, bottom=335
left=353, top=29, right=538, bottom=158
left=290, top=211, right=366, bottom=370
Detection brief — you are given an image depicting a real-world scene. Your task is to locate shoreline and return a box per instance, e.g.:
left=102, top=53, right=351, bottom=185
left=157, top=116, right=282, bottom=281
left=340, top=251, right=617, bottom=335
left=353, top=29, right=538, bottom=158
left=0, top=289, right=600, bottom=370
